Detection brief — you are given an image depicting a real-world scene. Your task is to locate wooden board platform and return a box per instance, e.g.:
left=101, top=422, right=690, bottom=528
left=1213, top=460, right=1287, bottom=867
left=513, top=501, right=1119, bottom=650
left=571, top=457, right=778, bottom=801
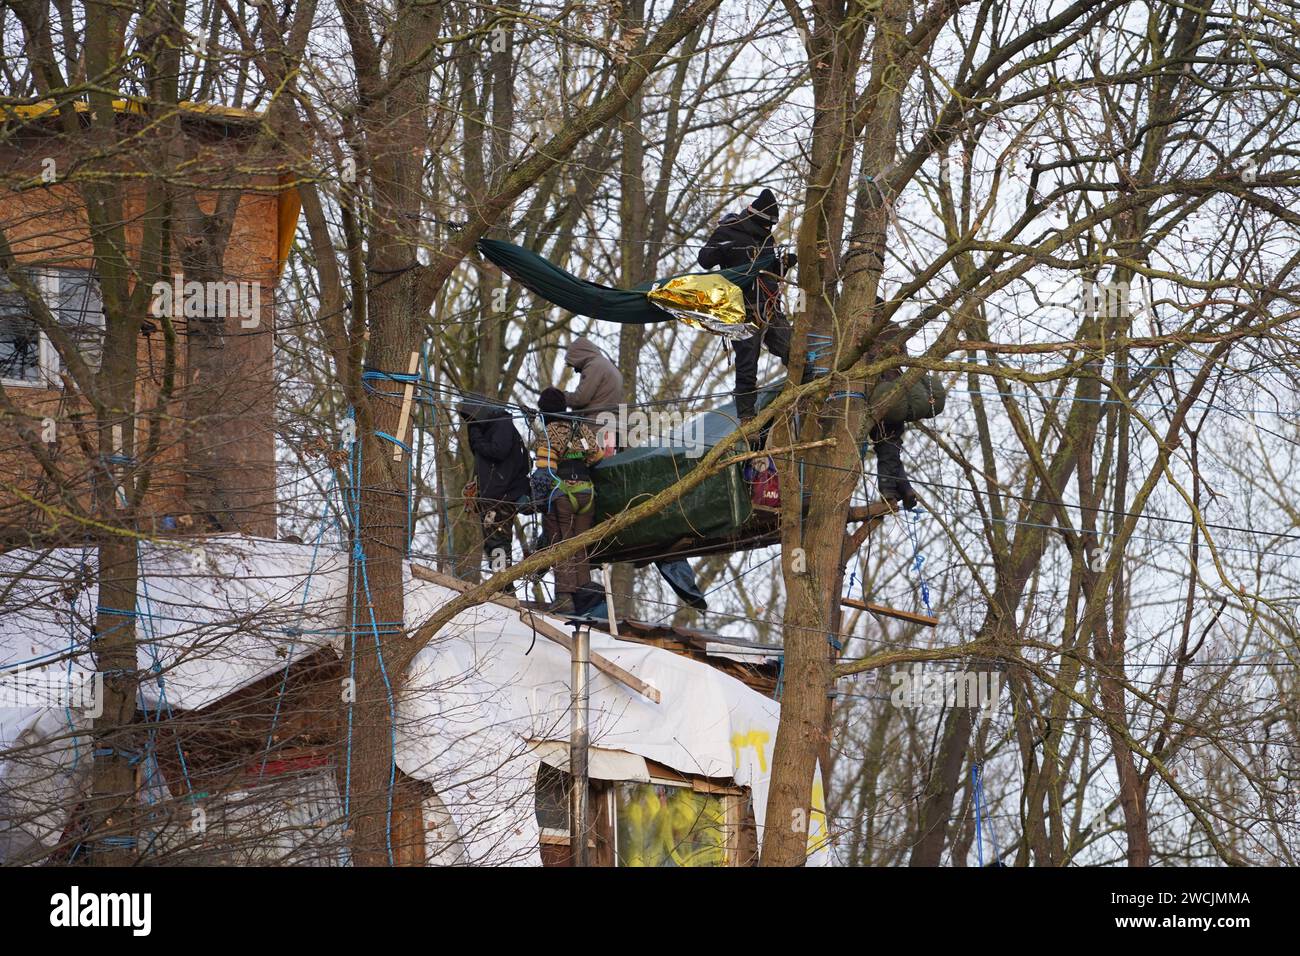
left=840, top=596, right=938, bottom=628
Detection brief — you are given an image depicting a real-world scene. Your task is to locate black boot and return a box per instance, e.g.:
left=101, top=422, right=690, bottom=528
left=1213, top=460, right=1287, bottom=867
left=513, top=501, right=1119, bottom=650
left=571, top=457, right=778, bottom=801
left=880, top=479, right=918, bottom=511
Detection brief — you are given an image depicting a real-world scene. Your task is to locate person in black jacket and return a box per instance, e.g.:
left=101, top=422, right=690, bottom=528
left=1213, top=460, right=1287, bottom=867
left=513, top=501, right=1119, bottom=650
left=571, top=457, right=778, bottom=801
left=697, top=188, right=796, bottom=424
left=865, top=322, right=919, bottom=510
left=457, top=397, right=531, bottom=571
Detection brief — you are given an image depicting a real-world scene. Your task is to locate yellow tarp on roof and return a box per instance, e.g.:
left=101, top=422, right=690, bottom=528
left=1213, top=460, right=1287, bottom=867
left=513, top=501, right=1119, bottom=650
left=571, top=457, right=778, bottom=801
left=3, top=98, right=260, bottom=122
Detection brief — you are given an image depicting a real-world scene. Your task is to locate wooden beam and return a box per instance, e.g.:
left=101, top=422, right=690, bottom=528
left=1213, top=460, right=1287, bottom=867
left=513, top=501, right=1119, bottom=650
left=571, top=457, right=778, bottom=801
left=410, top=563, right=661, bottom=703
left=846, top=500, right=895, bottom=523
left=842, top=500, right=894, bottom=559
left=840, top=596, right=938, bottom=628
left=391, top=350, right=420, bottom=461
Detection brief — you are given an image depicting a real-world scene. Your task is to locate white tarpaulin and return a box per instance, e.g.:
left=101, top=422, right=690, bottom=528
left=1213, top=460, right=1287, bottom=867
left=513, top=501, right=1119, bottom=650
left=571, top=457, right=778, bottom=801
left=530, top=741, right=651, bottom=782
left=0, top=538, right=830, bottom=866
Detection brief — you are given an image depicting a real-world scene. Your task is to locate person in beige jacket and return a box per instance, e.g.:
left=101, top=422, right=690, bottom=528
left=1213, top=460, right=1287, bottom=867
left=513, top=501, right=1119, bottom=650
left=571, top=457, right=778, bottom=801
left=564, top=336, right=624, bottom=424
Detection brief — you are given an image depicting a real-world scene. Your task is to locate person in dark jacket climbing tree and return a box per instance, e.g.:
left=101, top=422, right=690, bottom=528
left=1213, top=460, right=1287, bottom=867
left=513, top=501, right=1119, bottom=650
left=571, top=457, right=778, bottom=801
left=564, top=335, right=624, bottom=431
left=867, top=322, right=921, bottom=511
left=457, top=398, right=531, bottom=571
left=534, top=387, right=606, bottom=615
left=697, top=187, right=796, bottom=425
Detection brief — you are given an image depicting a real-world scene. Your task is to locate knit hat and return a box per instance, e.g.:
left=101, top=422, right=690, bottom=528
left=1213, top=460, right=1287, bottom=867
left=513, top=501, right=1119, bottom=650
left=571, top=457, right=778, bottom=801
left=538, top=386, right=567, bottom=417
left=748, top=187, right=779, bottom=224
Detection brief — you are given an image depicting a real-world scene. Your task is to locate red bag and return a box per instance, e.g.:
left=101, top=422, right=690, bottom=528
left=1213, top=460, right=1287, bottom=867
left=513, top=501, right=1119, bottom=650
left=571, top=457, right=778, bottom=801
left=745, top=457, right=781, bottom=513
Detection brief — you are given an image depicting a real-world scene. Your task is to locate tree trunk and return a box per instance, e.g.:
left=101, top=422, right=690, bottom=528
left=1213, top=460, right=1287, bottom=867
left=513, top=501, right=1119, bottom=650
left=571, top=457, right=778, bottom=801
left=349, top=268, right=423, bottom=865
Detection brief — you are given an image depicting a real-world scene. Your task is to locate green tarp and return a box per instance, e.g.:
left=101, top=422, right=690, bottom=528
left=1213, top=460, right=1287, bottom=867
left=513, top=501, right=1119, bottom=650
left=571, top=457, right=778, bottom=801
left=476, top=238, right=777, bottom=325
left=590, top=392, right=762, bottom=552
left=588, top=376, right=947, bottom=555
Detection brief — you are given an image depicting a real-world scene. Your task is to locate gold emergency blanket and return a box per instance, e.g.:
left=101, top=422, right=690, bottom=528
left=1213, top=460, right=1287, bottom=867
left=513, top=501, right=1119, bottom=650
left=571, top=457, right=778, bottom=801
left=646, top=273, right=755, bottom=341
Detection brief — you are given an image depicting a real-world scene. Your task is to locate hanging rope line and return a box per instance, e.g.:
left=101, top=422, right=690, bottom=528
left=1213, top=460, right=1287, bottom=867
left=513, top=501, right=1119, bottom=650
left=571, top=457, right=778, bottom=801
left=971, top=762, right=1000, bottom=867
left=905, top=507, right=935, bottom=617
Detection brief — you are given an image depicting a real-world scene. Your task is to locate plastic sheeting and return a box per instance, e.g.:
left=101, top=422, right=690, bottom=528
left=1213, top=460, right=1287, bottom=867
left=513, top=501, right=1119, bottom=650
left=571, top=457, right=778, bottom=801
left=476, top=237, right=776, bottom=333
left=530, top=741, right=651, bottom=782
left=0, top=539, right=830, bottom=866
left=0, top=540, right=348, bottom=862
left=590, top=393, right=755, bottom=554
left=654, top=558, right=707, bottom=610
left=646, top=273, right=754, bottom=340
left=397, top=571, right=829, bottom=866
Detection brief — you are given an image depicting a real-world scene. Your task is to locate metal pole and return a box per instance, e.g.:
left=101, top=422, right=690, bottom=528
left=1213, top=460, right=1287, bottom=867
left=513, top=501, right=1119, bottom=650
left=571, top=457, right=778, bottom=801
left=601, top=562, right=618, bottom=636
left=569, top=622, right=590, bottom=866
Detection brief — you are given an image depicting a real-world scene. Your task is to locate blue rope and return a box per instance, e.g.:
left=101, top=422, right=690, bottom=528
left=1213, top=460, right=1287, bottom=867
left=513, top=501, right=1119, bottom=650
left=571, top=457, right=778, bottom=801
left=0, top=648, right=73, bottom=670
left=95, top=606, right=139, bottom=617
left=64, top=553, right=87, bottom=769
left=94, top=835, right=138, bottom=848
left=971, top=762, right=1001, bottom=866
left=806, top=333, right=833, bottom=376
left=260, top=469, right=340, bottom=777
left=343, top=406, right=398, bottom=866
left=137, top=553, right=193, bottom=800
left=92, top=746, right=144, bottom=764
left=905, top=507, right=934, bottom=616
left=361, top=368, right=421, bottom=388
left=358, top=542, right=398, bottom=867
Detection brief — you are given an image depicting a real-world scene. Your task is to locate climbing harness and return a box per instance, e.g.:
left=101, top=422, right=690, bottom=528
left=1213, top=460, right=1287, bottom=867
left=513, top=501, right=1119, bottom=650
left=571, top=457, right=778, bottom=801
left=542, top=421, right=597, bottom=514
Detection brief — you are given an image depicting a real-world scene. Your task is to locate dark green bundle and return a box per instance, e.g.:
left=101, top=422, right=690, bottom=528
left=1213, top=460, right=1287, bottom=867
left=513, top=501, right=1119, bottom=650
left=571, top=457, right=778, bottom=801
left=869, top=375, right=948, bottom=427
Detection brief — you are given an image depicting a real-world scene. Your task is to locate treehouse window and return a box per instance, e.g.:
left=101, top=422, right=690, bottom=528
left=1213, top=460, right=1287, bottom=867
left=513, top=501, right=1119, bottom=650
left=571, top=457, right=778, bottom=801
left=0, top=268, right=105, bottom=386
left=535, top=762, right=570, bottom=835
left=613, top=780, right=730, bottom=867
left=534, top=762, right=745, bottom=866
left=534, top=764, right=615, bottom=866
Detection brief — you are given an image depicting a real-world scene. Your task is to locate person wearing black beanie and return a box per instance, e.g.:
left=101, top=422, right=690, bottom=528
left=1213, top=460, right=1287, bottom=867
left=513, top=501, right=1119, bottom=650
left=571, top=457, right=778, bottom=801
left=748, top=187, right=779, bottom=224
left=537, top=386, right=567, bottom=421
left=697, top=187, right=796, bottom=427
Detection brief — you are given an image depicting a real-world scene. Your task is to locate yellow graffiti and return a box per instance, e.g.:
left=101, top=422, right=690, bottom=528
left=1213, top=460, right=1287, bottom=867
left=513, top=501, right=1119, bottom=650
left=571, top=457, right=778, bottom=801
left=730, top=729, right=770, bottom=772
left=807, top=778, right=829, bottom=854
left=616, top=784, right=727, bottom=867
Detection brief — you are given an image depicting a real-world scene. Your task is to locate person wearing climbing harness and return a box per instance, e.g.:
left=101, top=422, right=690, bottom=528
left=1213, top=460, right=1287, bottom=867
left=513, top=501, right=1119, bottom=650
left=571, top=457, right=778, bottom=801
left=535, top=387, right=605, bottom=615
left=697, top=187, right=796, bottom=429
left=564, top=336, right=623, bottom=429
left=867, top=322, right=919, bottom=511
left=457, top=397, right=531, bottom=572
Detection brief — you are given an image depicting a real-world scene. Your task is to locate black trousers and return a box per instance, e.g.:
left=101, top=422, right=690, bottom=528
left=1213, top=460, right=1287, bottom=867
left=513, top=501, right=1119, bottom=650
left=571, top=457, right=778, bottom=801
left=733, top=310, right=792, bottom=420
left=479, top=499, right=519, bottom=571
left=870, top=421, right=911, bottom=497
